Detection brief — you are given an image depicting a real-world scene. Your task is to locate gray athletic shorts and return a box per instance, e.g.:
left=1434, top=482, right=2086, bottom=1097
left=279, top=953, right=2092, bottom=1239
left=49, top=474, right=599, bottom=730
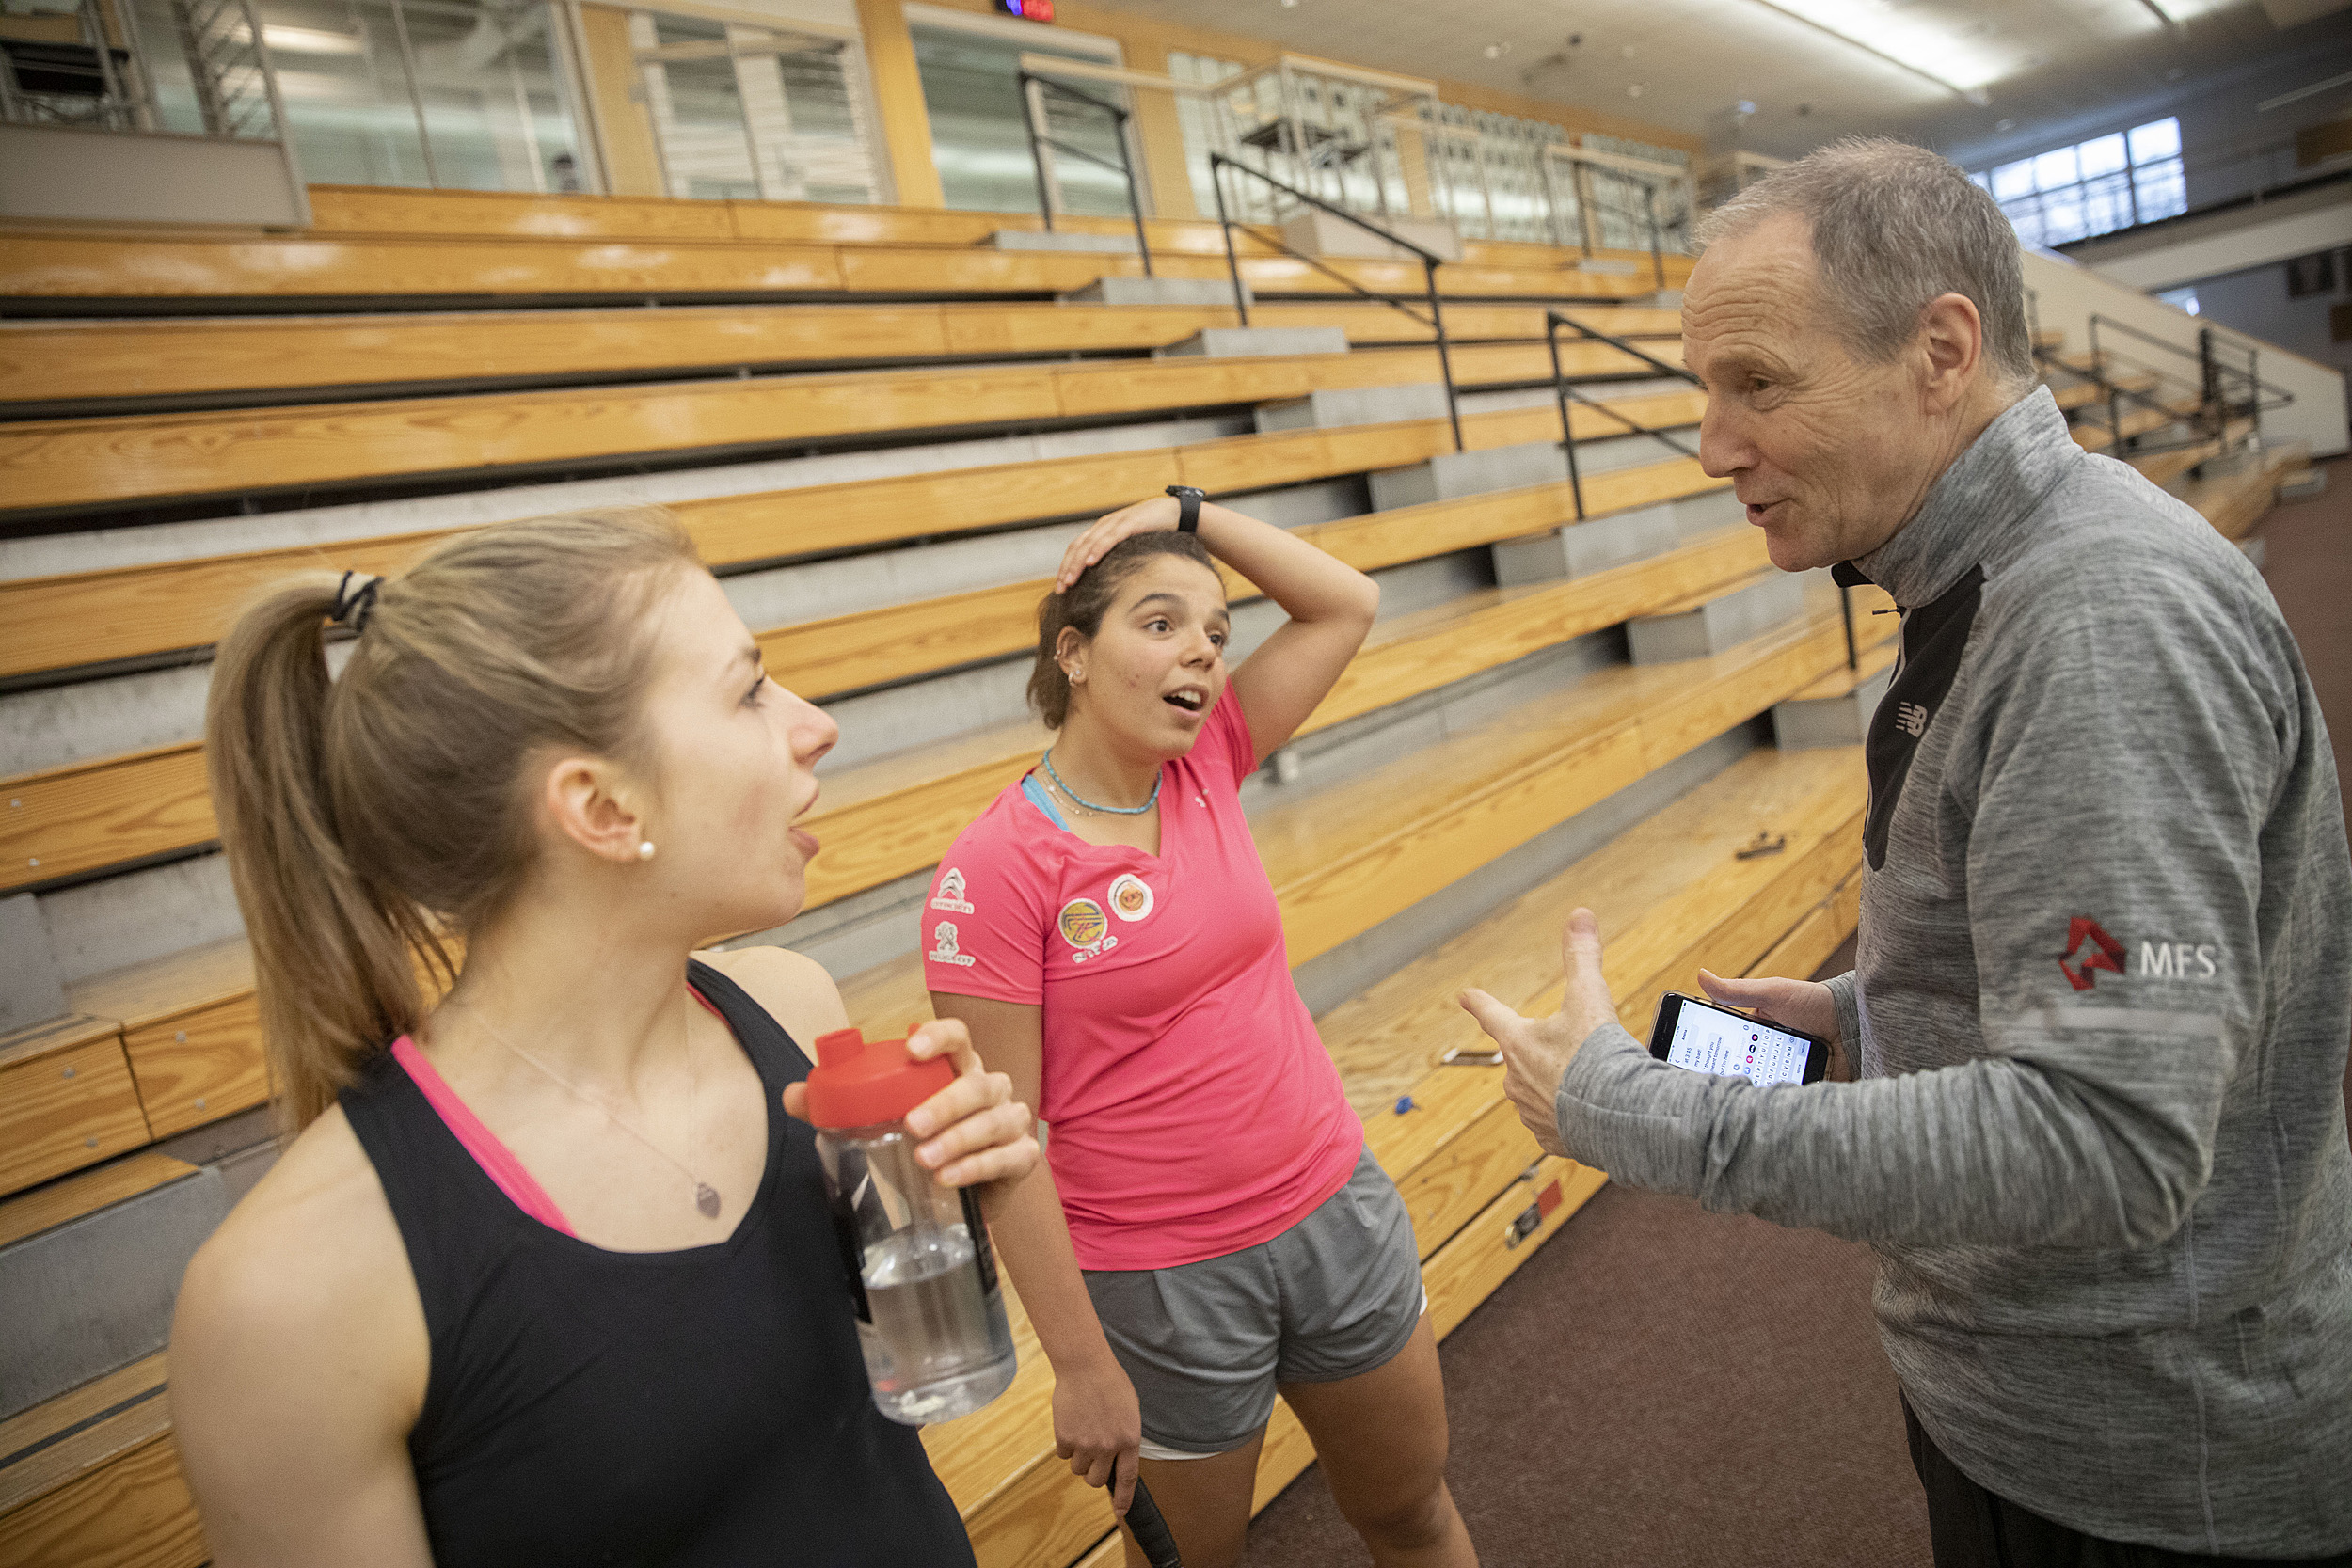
left=1080, top=1144, right=1425, bottom=1459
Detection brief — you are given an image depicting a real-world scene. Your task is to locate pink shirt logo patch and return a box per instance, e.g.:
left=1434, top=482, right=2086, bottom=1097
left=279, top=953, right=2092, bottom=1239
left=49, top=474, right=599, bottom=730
left=1058, top=898, right=1118, bottom=964
left=1108, top=873, right=1154, bottom=922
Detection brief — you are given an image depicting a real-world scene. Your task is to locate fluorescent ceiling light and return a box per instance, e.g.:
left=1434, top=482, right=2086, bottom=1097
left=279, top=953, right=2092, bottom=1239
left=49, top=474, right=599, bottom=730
left=262, top=24, right=365, bottom=54
left=1735, top=0, right=2012, bottom=98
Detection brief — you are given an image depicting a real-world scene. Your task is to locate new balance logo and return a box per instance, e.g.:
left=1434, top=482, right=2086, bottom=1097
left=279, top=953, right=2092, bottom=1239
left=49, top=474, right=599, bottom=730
left=1894, top=702, right=1931, bottom=737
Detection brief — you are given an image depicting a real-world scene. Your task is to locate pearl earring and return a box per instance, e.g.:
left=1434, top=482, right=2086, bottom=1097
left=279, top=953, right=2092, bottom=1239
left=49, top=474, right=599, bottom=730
left=636, top=840, right=656, bottom=862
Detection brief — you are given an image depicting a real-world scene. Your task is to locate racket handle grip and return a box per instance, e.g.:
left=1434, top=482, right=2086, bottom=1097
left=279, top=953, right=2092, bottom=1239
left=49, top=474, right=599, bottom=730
left=1125, top=1479, right=1184, bottom=1568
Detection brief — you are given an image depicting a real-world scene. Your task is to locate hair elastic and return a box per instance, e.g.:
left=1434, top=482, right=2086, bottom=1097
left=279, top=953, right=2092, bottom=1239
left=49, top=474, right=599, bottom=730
left=332, top=571, right=383, bottom=633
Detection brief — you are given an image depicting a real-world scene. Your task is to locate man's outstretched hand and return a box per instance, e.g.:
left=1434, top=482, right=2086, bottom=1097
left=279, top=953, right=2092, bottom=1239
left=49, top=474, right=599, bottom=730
left=1458, top=909, right=1620, bottom=1157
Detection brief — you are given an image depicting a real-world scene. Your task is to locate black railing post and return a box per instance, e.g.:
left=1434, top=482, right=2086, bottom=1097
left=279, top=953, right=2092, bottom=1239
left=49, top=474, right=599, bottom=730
left=1020, top=71, right=1153, bottom=277
left=1021, top=73, right=1057, bottom=235
left=1840, top=584, right=1859, bottom=673
left=1209, top=154, right=1249, bottom=326
left=1426, top=257, right=1464, bottom=453
left=1547, top=313, right=1586, bottom=521
left=1644, top=183, right=1664, bottom=291
left=2248, top=346, right=2261, bottom=445
left=2198, top=325, right=2217, bottom=426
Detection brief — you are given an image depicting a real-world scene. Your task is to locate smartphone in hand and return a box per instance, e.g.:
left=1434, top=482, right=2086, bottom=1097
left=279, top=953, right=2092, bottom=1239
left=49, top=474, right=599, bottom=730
left=1648, top=991, right=1830, bottom=1085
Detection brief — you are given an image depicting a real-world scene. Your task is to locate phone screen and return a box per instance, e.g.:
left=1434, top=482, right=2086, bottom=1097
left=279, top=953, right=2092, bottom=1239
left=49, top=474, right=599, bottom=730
left=1661, top=998, right=1818, bottom=1085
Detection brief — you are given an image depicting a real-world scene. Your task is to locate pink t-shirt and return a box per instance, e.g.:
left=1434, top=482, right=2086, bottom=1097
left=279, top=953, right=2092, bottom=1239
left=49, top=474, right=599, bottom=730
left=924, top=690, right=1362, bottom=1271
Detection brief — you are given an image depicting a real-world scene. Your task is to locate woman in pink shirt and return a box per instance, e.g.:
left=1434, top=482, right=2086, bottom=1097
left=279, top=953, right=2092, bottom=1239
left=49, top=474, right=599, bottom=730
left=928, top=492, right=1477, bottom=1568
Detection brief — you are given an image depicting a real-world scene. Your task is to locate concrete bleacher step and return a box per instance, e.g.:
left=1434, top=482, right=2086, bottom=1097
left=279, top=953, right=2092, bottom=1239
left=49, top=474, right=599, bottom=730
left=1772, top=640, right=1899, bottom=750
left=1058, top=276, right=1250, bottom=308
left=1155, top=325, right=1348, bottom=359
left=1490, top=490, right=1741, bottom=585
left=989, top=230, right=1141, bottom=255
left=0, top=1156, right=228, bottom=1418
left=1253, top=381, right=1452, bottom=434
left=1626, top=569, right=1811, bottom=663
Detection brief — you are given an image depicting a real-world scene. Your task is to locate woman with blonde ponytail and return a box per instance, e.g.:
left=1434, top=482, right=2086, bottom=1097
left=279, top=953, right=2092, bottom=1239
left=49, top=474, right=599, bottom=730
left=170, top=508, right=1036, bottom=1567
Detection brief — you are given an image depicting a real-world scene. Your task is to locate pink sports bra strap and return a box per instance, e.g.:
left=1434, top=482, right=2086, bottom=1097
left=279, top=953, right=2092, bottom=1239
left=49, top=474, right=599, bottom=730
left=391, top=1036, right=577, bottom=1237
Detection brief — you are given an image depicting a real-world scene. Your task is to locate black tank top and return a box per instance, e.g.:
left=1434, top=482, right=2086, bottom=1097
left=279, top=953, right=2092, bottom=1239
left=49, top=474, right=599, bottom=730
left=340, top=960, right=976, bottom=1568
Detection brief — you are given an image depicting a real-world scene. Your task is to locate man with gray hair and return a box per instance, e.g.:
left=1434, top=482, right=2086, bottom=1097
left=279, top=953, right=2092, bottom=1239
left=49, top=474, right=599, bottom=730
left=1462, top=138, right=2352, bottom=1564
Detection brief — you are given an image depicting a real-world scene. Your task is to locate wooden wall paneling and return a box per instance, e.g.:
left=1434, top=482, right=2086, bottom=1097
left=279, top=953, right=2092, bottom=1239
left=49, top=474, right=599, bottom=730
left=568, top=9, right=671, bottom=199
left=0, top=743, right=212, bottom=894
left=119, top=990, right=268, bottom=1141
left=0, top=1038, right=151, bottom=1196
left=852, top=0, right=944, bottom=208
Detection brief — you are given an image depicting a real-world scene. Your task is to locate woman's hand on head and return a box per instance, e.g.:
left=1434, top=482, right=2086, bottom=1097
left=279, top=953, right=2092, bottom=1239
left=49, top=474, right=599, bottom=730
left=785, top=1018, right=1038, bottom=1188
left=1056, top=495, right=1184, bottom=591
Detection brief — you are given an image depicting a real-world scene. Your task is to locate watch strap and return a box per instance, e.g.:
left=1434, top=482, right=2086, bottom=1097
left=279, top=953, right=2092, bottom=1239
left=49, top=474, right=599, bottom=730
left=1166, top=485, right=1204, bottom=533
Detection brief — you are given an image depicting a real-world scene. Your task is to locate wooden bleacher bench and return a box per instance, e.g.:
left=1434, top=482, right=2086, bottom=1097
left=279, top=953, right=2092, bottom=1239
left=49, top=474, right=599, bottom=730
left=0, top=343, right=1703, bottom=516
left=0, top=302, right=1681, bottom=411
left=0, top=387, right=1708, bottom=685
left=2048, top=371, right=2158, bottom=411
left=0, top=224, right=1677, bottom=316
left=291, top=185, right=1696, bottom=291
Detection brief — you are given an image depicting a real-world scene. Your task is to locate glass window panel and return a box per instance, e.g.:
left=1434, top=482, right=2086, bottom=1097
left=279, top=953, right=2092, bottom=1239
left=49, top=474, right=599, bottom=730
left=397, top=0, right=583, bottom=194
left=1991, top=159, right=2035, bottom=201
left=2038, top=187, right=2087, bottom=245
left=2134, top=160, right=2185, bottom=220
left=734, top=28, right=879, bottom=203
left=2033, top=147, right=2078, bottom=191
left=2080, top=170, right=2134, bottom=236
left=248, top=0, right=434, bottom=186
left=1969, top=171, right=1990, bottom=190
left=636, top=11, right=760, bottom=199
left=2077, top=133, right=2127, bottom=178
left=2128, top=117, right=2180, bottom=165
left=2004, top=200, right=2046, bottom=249
left=911, top=24, right=1132, bottom=217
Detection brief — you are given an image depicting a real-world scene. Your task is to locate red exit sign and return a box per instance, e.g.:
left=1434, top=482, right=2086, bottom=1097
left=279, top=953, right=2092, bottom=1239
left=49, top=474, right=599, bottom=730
left=995, top=0, right=1054, bottom=18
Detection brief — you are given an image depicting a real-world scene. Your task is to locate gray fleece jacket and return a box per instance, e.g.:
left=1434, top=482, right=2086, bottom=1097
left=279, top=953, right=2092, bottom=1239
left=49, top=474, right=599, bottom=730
left=1554, top=388, right=2352, bottom=1556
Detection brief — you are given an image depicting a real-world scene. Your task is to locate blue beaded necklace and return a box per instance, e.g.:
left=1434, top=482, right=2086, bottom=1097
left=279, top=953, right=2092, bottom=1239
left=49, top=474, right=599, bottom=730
left=1041, top=750, right=1161, bottom=816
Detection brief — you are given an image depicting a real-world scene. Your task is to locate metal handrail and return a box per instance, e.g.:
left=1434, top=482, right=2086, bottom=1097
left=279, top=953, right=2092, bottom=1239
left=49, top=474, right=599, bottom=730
left=1017, top=71, right=1152, bottom=278
left=1543, top=309, right=1702, bottom=525
left=1206, top=151, right=1463, bottom=451
left=2068, top=312, right=2295, bottom=452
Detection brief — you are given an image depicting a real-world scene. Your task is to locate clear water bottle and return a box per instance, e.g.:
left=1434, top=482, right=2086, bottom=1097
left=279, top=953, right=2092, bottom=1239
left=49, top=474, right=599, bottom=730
left=805, top=1026, right=1018, bottom=1426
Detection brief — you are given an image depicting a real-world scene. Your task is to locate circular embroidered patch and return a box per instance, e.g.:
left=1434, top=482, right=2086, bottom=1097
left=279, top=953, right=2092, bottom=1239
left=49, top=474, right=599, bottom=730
left=1107, top=873, right=1154, bottom=923
left=1058, top=898, right=1109, bottom=949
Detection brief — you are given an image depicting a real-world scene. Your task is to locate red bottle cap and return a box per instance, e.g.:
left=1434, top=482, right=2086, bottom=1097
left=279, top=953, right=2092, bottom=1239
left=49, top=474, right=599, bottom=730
left=803, top=1027, right=954, bottom=1130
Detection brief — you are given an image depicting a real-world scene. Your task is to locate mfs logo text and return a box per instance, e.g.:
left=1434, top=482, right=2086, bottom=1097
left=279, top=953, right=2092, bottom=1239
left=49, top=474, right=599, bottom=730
left=2059, top=917, right=2219, bottom=992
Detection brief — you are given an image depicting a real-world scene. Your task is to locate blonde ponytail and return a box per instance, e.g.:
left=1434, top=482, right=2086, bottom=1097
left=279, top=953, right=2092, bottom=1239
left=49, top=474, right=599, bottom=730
left=204, top=508, right=698, bottom=1129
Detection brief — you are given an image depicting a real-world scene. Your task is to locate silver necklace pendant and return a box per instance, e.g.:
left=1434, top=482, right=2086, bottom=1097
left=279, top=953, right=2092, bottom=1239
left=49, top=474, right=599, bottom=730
left=695, top=1182, right=722, bottom=1219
